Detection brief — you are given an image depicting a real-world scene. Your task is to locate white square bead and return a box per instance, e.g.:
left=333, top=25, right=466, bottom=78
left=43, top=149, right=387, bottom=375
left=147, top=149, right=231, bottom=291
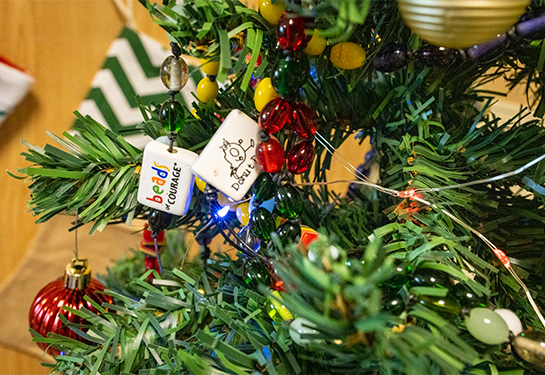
left=191, top=110, right=261, bottom=201
left=137, top=140, right=198, bottom=215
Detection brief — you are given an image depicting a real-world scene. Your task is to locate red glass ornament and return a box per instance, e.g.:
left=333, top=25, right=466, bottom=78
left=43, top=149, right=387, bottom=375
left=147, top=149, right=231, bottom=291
left=286, top=140, right=314, bottom=174
left=29, top=260, right=112, bottom=356
left=289, top=102, right=317, bottom=138
left=259, top=97, right=291, bottom=134
left=277, top=13, right=308, bottom=51
left=257, top=136, right=285, bottom=173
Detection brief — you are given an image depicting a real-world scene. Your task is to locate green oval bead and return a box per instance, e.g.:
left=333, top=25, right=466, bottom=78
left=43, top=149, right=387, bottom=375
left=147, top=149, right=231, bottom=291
left=244, top=260, right=271, bottom=287
left=159, top=100, right=185, bottom=133
left=380, top=263, right=410, bottom=288
left=253, top=172, right=277, bottom=204
left=275, top=185, right=303, bottom=220
left=277, top=220, right=301, bottom=246
left=271, top=52, right=309, bottom=97
left=250, top=207, right=275, bottom=241
left=411, top=268, right=450, bottom=288
left=512, top=331, right=545, bottom=369
left=383, top=294, right=405, bottom=316
left=451, top=283, right=487, bottom=308
left=464, top=308, right=509, bottom=345
left=417, top=295, right=461, bottom=318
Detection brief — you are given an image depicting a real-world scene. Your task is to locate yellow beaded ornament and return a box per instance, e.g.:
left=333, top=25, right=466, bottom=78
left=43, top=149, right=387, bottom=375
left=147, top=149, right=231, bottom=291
left=197, top=76, right=219, bottom=103
left=304, top=30, right=327, bottom=56
left=330, top=42, right=366, bottom=70
left=254, top=77, right=279, bottom=112
left=259, top=0, right=285, bottom=26
left=200, top=59, right=220, bottom=76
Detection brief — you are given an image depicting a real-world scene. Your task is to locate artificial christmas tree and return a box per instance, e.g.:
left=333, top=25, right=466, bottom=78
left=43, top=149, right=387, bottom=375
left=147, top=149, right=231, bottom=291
left=14, top=0, right=545, bottom=373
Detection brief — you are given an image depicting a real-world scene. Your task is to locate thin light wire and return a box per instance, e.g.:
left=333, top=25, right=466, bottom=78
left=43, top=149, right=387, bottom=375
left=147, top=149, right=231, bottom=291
left=180, top=220, right=215, bottom=269
left=219, top=220, right=267, bottom=262
left=315, top=132, right=370, bottom=182
left=415, top=153, right=545, bottom=193
left=315, top=132, right=398, bottom=196
left=74, top=208, right=79, bottom=261
left=294, top=179, right=399, bottom=196
left=315, top=137, right=545, bottom=327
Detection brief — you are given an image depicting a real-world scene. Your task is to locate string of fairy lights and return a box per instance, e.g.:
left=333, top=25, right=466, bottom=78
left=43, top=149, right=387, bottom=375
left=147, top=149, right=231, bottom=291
left=214, top=130, right=545, bottom=328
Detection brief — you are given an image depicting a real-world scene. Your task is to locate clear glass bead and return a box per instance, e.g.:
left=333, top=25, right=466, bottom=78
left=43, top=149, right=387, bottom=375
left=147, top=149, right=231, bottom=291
left=160, top=55, right=189, bottom=91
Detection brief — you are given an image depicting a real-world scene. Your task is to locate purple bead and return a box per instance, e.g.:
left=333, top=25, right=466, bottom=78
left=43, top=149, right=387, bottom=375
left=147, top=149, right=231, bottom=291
left=373, top=43, right=409, bottom=73
left=348, top=163, right=371, bottom=195
left=467, top=34, right=508, bottom=61
left=347, top=149, right=375, bottom=195
left=250, top=74, right=259, bottom=89
left=414, top=45, right=458, bottom=67
left=516, top=9, right=545, bottom=40
left=364, top=149, right=376, bottom=164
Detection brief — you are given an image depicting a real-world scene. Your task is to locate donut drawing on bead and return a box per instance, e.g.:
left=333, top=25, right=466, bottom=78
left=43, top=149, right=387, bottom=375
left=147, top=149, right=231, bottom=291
left=220, top=138, right=256, bottom=179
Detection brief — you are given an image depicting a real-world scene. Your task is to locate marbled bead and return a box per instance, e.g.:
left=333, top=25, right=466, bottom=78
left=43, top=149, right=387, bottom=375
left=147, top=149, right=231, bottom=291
left=160, top=55, right=189, bottom=91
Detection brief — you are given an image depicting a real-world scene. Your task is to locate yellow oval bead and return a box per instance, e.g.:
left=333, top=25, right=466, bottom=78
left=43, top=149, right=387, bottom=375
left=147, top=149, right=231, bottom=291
left=304, top=30, right=326, bottom=56
left=254, top=77, right=279, bottom=112
left=197, top=76, right=219, bottom=103
left=200, top=58, right=220, bottom=76
left=236, top=202, right=250, bottom=226
left=330, top=42, right=366, bottom=70
left=259, top=0, right=285, bottom=26
left=195, top=177, right=207, bottom=192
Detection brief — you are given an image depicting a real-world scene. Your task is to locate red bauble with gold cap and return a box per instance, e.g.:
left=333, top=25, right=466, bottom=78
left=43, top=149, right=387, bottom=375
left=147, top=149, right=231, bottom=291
left=29, top=259, right=112, bottom=355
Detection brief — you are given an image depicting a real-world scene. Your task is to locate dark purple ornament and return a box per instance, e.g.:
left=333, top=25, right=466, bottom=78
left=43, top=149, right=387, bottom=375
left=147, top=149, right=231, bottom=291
left=467, top=34, right=508, bottom=62
left=373, top=43, right=409, bottom=73
left=414, top=45, right=458, bottom=67
left=348, top=148, right=375, bottom=196
left=516, top=8, right=545, bottom=40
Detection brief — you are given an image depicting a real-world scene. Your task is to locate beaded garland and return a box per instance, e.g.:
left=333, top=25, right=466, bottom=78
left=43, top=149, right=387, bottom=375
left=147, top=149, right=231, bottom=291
left=373, top=8, right=545, bottom=73
left=143, top=42, right=192, bottom=273
left=248, top=9, right=318, bottom=247
left=141, top=2, right=545, bottom=367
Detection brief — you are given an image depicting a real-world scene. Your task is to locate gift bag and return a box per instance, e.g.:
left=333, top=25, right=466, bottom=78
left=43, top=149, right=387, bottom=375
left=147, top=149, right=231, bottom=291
left=73, top=27, right=202, bottom=148
left=0, top=56, right=34, bottom=125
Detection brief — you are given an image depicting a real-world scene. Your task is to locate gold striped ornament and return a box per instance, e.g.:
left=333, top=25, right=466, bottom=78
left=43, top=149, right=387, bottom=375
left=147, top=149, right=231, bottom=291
left=397, top=0, right=530, bottom=48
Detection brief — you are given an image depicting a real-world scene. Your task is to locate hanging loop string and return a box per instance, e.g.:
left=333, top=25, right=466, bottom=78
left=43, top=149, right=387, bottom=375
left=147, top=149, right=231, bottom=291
left=112, top=0, right=137, bottom=29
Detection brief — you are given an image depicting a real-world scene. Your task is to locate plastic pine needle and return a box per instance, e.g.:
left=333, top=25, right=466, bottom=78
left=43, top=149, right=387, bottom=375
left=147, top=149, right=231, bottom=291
left=312, top=135, right=545, bottom=328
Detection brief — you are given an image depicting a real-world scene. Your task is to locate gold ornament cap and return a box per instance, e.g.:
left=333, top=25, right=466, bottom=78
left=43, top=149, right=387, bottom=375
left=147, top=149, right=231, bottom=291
left=64, top=258, right=91, bottom=290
